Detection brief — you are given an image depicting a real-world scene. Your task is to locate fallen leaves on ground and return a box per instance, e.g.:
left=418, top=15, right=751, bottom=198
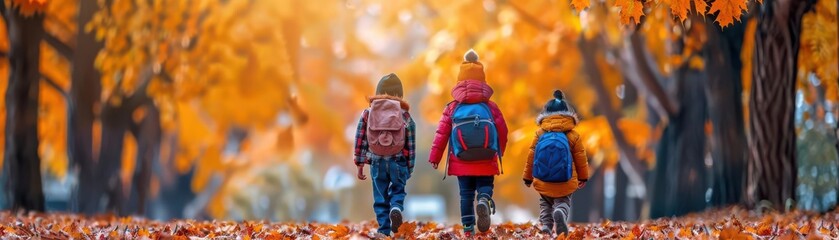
left=0, top=207, right=837, bottom=239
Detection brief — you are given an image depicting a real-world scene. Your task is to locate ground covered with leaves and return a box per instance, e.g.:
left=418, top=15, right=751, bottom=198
left=0, top=207, right=837, bottom=239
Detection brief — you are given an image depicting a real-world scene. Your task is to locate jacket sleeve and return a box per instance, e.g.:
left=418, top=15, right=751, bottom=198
left=429, top=103, right=455, bottom=164
left=404, top=112, right=416, bottom=168
left=487, top=101, right=508, bottom=155
left=568, top=130, right=590, bottom=181
left=353, top=109, right=370, bottom=166
left=523, top=130, right=543, bottom=181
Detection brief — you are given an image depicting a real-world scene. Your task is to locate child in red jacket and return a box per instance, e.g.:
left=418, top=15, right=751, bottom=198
left=429, top=50, right=508, bottom=236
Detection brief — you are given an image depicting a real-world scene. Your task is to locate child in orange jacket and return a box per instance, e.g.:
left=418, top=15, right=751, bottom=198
left=523, top=90, right=589, bottom=235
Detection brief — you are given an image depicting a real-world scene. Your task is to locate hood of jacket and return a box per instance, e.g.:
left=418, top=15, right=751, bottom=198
left=537, top=111, right=578, bottom=132
left=451, top=79, right=493, bottom=104
left=368, top=95, right=410, bottom=111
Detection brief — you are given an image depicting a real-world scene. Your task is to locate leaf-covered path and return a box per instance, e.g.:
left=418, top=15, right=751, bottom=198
left=0, top=207, right=837, bottom=239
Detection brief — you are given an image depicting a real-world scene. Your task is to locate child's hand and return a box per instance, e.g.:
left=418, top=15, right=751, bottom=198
left=357, top=165, right=367, bottom=180
left=431, top=163, right=439, bottom=169
left=578, top=181, right=586, bottom=189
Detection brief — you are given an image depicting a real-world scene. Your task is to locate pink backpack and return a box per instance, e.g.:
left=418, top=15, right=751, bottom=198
left=366, top=99, right=406, bottom=156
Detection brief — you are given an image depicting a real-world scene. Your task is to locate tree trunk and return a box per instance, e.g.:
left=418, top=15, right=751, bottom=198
left=98, top=105, right=132, bottom=214
left=124, top=105, right=161, bottom=215
left=2, top=9, right=45, bottom=212
left=70, top=0, right=104, bottom=215
left=705, top=22, right=748, bottom=207
left=747, top=0, right=815, bottom=211
left=651, top=68, right=709, bottom=218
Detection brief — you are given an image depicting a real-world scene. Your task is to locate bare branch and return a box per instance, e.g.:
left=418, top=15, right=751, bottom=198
left=41, top=76, right=69, bottom=99
left=505, top=1, right=552, bottom=31
left=580, top=36, right=647, bottom=191
left=612, top=33, right=679, bottom=121
left=44, top=33, right=74, bottom=59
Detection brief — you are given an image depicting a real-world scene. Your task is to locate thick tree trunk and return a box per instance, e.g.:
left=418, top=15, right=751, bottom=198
left=70, top=0, right=104, bottom=215
left=705, top=22, right=748, bottom=206
left=747, top=0, right=815, bottom=211
left=2, top=9, right=45, bottom=212
left=651, top=68, right=709, bottom=218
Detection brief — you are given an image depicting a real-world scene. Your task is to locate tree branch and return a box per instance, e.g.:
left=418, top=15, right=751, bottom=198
left=505, top=1, right=552, bottom=31
left=44, top=33, right=74, bottom=59
left=41, top=76, right=69, bottom=99
left=0, top=2, right=8, bottom=23
left=612, top=33, right=679, bottom=121
left=580, top=36, right=647, bottom=193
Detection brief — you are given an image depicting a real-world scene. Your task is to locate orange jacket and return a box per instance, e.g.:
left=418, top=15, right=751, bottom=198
left=523, top=112, right=589, bottom=198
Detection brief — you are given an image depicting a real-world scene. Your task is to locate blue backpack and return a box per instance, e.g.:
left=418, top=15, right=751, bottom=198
left=449, top=102, right=500, bottom=162
left=533, top=132, right=573, bottom=183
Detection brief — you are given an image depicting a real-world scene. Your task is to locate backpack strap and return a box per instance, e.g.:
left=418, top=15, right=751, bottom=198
left=442, top=101, right=457, bottom=180
left=480, top=102, right=504, bottom=174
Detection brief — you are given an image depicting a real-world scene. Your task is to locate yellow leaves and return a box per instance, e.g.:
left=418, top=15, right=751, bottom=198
left=615, top=0, right=645, bottom=24
left=741, top=19, right=757, bottom=97
left=798, top=0, right=838, bottom=98
left=120, top=131, right=137, bottom=193
left=571, top=0, right=590, bottom=12
left=709, top=0, right=748, bottom=27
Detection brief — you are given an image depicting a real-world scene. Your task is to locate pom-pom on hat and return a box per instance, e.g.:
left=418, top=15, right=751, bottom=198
left=457, top=49, right=485, bottom=82
left=544, top=90, right=569, bottom=113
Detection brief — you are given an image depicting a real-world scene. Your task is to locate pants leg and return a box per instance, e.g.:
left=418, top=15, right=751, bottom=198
left=371, top=159, right=392, bottom=234
left=552, top=195, right=572, bottom=223
left=538, top=195, right=555, bottom=230
left=474, top=176, right=495, bottom=201
left=457, top=176, right=477, bottom=227
left=388, top=158, right=409, bottom=211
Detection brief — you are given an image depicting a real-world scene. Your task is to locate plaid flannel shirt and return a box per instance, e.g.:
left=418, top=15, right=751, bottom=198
left=354, top=109, right=416, bottom=169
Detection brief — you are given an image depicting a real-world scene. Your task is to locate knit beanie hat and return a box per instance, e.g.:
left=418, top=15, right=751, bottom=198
left=457, top=49, right=485, bottom=82
left=544, top=90, right=570, bottom=113
left=375, top=73, right=404, bottom=98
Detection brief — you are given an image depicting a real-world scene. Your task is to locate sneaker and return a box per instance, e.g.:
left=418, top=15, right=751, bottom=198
left=539, top=226, right=553, bottom=234
left=464, top=225, right=475, bottom=237
left=476, top=198, right=492, bottom=232
left=390, top=208, right=403, bottom=233
left=553, top=209, right=568, bottom=235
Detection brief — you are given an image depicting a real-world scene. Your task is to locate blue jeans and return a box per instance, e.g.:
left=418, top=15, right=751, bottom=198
left=456, top=176, right=494, bottom=227
left=371, top=155, right=410, bottom=235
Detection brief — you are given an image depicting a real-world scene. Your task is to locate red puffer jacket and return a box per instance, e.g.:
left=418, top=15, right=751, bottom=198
left=429, top=80, right=508, bottom=176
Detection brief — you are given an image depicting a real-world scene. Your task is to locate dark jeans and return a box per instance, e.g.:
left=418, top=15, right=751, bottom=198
left=456, top=176, right=494, bottom=227
left=371, top=156, right=410, bottom=235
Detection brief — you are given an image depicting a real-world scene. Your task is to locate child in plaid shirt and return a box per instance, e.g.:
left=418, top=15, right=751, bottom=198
left=354, top=73, right=416, bottom=236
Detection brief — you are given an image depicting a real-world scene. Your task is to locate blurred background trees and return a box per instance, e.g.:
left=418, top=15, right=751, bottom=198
left=0, top=0, right=836, bottom=223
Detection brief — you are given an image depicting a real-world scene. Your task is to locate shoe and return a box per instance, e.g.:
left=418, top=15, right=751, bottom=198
left=553, top=209, right=569, bottom=235
left=390, top=208, right=403, bottom=233
left=464, top=225, right=475, bottom=237
left=476, top=198, right=492, bottom=233
left=539, top=225, right=552, bottom=234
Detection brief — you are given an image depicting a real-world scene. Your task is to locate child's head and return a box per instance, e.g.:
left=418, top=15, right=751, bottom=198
left=543, top=90, right=571, bottom=113
left=457, top=49, right=485, bottom=82
left=376, top=73, right=404, bottom=98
